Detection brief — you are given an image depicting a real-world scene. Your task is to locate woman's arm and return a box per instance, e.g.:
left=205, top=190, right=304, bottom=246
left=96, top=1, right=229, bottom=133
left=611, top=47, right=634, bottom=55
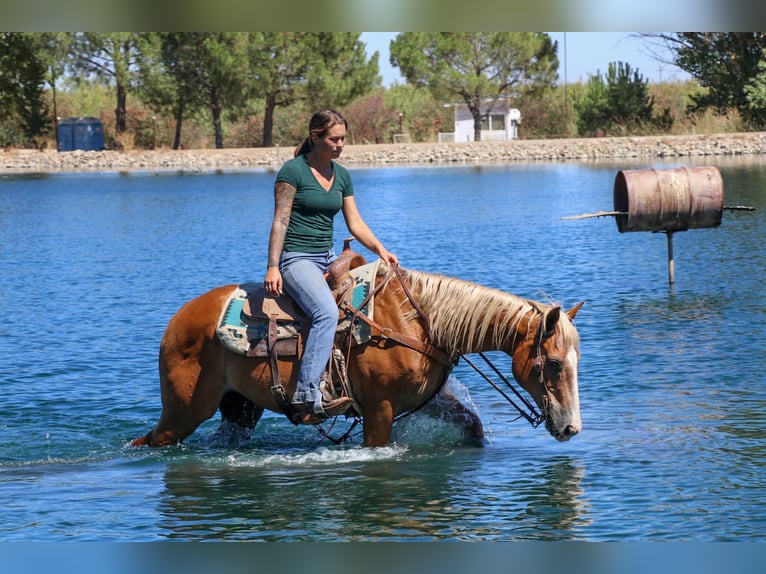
left=264, top=181, right=296, bottom=295
left=342, top=195, right=399, bottom=265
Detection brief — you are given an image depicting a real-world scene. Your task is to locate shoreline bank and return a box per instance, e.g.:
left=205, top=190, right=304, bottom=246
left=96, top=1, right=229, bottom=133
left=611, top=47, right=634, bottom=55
left=2, top=132, right=766, bottom=174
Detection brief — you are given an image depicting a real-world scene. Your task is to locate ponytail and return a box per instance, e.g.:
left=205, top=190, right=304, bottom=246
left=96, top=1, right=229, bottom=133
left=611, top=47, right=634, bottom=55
left=294, top=137, right=312, bottom=158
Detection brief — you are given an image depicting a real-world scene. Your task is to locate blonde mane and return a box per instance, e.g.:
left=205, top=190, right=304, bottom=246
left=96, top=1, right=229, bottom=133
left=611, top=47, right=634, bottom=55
left=388, top=268, right=570, bottom=354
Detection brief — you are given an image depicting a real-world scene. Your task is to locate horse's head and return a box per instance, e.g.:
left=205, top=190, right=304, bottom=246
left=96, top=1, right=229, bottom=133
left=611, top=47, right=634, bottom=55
left=511, top=302, right=583, bottom=441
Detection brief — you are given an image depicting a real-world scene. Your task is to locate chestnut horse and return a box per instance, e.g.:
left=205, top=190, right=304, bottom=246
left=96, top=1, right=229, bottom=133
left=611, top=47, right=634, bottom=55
left=132, top=262, right=583, bottom=448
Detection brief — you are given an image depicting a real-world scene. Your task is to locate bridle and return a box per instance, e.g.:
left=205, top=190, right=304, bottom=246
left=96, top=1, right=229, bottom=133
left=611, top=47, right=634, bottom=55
left=457, top=309, right=556, bottom=428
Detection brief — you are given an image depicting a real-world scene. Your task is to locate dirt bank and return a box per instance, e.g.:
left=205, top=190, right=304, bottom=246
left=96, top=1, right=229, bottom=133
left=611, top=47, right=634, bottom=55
left=2, top=132, right=766, bottom=174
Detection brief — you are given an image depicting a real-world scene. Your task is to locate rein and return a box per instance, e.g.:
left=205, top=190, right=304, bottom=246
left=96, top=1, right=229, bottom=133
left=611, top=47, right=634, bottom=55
left=458, top=352, right=545, bottom=428
left=455, top=308, right=554, bottom=428
left=465, top=311, right=555, bottom=428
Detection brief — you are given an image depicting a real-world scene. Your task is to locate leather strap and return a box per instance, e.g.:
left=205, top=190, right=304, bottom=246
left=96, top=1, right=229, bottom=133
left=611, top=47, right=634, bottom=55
left=341, top=264, right=454, bottom=367
left=267, top=314, right=299, bottom=424
left=392, top=263, right=430, bottom=333
left=340, top=301, right=454, bottom=367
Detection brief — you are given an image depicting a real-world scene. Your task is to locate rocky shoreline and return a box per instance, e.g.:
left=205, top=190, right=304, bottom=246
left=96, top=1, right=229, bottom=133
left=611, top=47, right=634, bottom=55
left=3, top=132, right=766, bottom=174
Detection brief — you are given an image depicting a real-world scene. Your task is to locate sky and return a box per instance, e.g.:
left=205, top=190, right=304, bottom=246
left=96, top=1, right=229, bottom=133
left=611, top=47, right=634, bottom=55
left=360, top=32, right=691, bottom=87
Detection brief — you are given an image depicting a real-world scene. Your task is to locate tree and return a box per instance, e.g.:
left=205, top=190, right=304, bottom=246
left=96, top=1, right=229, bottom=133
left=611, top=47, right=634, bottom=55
left=744, top=48, right=766, bottom=113
left=247, top=32, right=316, bottom=148
left=574, top=73, right=610, bottom=136
left=247, top=32, right=378, bottom=147
left=390, top=33, right=558, bottom=141
left=574, top=62, right=670, bottom=136
left=641, top=33, right=766, bottom=128
left=26, top=33, right=74, bottom=149
left=139, top=33, right=250, bottom=149
left=0, top=33, right=50, bottom=147
left=139, top=33, right=203, bottom=149
left=196, top=33, right=250, bottom=149
left=68, top=33, right=150, bottom=136
left=308, top=33, right=379, bottom=105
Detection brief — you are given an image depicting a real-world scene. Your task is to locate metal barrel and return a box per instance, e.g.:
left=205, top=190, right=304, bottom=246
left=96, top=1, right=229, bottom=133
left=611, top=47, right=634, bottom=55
left=613, top=166, right=724, bottom=233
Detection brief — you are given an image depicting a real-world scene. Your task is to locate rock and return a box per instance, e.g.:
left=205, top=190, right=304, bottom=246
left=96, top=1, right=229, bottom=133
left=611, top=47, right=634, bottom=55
left=2, top=133, right=765, bottom=174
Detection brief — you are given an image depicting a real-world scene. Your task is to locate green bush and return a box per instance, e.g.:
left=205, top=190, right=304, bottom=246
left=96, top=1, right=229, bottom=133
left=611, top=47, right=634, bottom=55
left=574, top=62, right=672, bottom=137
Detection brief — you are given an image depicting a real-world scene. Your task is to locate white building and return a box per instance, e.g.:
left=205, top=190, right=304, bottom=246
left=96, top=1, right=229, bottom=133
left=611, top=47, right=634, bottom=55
left=440, top=100, right=521, bottom=142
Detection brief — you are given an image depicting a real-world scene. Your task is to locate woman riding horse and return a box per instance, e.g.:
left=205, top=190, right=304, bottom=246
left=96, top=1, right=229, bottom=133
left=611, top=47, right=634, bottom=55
left=132, top=259, right=583, bottom=448
left=263, top=109, right=398, bottom=425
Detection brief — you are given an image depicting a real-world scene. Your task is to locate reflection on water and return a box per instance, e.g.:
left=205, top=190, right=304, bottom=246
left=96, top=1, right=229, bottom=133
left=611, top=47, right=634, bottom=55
left=156, top=449, right=588, bottom=541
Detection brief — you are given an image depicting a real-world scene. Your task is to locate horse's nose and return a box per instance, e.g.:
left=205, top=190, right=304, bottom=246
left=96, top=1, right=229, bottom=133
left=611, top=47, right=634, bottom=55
left=563, top=424, right=579, bottom=438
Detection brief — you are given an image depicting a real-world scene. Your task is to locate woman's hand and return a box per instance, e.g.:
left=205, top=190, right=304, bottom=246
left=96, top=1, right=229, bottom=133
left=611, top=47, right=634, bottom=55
left=264, top=266, right=283, bottom=296
left=378, top=247, right=399, bottom=267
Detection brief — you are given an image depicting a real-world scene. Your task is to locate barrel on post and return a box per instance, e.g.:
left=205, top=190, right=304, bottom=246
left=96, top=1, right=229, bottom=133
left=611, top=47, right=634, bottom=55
left=613, top=166, right=724, bottom=233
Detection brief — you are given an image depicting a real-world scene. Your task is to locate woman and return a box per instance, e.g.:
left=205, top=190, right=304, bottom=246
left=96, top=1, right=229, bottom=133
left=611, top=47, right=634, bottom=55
left=264, top=109, right=398, bottom=425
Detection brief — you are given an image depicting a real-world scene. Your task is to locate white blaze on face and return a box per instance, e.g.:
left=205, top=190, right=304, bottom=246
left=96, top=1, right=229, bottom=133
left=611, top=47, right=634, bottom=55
left=564, top=346, right=582, bottom=431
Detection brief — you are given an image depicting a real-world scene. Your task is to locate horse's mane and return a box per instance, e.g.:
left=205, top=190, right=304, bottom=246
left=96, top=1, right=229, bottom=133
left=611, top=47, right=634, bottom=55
left=391, top=267, right=579, bottom=354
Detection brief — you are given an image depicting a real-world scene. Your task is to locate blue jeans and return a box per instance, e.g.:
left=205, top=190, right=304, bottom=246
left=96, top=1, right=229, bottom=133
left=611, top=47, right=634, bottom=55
left=280, top=250, right=338, bottom=411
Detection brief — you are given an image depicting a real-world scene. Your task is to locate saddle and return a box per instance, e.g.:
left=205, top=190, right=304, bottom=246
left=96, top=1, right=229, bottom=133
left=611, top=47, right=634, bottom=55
left=220, top=240, right=371, bottom=424
left=241, top=239, right=368, bottom=356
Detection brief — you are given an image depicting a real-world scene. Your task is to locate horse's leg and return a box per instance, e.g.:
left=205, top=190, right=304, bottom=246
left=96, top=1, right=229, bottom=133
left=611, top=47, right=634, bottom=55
left=361, top=400, right=395, bottom=447
left=133, top=298, right=230, bottom=447
left=218, top=390, right=264, bottom=439
left=134, top=354, right=224, bottom=446
left=420, top=389, right=485, bottom=444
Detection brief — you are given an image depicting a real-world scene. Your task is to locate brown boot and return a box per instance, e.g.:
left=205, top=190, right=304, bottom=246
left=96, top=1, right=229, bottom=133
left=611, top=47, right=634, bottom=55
left=320, top=396, right=353, bottom=417
left=318, top=380, right=353, bottom=417
left=290, top=396, right=353, bottom=425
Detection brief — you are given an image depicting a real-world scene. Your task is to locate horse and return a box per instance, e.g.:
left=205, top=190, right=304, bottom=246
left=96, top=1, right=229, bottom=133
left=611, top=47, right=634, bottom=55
left=132, top=257, right=583, bottom=448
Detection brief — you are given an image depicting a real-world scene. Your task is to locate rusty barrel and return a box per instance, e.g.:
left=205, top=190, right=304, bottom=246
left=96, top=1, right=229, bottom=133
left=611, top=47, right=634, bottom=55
left=613, top=166, right=724, bottom=233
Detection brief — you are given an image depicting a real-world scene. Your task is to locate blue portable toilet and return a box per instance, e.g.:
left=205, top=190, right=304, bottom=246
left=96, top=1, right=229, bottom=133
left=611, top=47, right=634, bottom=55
left=57, top=117, right=77, bottom=151
left=58, top=117, right=105, bottom=152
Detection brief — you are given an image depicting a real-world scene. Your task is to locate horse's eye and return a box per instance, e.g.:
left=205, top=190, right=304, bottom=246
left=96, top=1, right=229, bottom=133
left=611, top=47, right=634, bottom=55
left=546, top=359, right=563, bottom=374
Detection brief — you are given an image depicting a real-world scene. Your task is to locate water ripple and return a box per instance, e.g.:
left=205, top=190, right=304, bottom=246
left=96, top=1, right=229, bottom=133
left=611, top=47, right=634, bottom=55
left=1, top=160, right=764, bottom=540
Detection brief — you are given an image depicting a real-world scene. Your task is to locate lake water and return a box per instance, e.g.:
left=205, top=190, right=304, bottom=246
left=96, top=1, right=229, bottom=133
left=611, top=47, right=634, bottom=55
left=0, top=155, right=764, bottom=542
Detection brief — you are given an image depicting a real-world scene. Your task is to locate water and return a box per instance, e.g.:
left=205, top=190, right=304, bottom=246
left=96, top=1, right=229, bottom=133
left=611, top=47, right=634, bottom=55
left=0, top=157, right=764, bottom=541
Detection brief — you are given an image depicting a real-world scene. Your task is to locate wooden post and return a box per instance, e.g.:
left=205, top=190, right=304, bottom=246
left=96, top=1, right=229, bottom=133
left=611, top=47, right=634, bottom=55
left=666, top=231, right=675, bottom=285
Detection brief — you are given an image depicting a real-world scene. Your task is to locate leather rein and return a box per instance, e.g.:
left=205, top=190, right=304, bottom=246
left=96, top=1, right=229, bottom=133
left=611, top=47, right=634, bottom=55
left=340, top=263, right=548, bottom=429
left=455, top=312, right=553, bottom=428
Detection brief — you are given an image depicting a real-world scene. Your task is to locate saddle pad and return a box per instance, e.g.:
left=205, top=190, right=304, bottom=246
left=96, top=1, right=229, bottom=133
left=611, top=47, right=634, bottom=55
left=338, top=259, right=380, bottom=341
left=216, top=259, right=380, bottom=356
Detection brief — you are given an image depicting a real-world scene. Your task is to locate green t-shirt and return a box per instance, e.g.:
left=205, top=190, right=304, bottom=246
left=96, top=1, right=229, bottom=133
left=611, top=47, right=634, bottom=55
left=275, top=154, right=355, bottom=253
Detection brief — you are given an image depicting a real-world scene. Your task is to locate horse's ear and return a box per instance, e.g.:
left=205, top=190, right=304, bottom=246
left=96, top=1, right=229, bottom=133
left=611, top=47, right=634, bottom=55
left=566, top=301, right=585, bottom=321
left=544, top=306, right=561, bottom=336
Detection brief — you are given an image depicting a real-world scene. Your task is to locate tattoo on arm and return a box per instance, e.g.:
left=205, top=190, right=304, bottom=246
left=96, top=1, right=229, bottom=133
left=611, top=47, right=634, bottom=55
left=267, top=182, right=295, bottom=268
